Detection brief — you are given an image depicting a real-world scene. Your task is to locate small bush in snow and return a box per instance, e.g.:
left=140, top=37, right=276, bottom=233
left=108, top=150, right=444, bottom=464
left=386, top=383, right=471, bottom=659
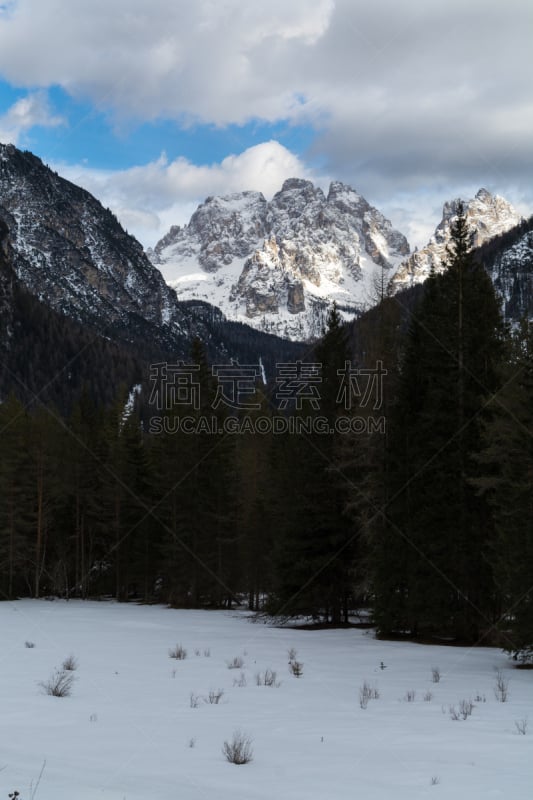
left=169, top=643, right=187, bottom=660
left=204, top=688, right=224, bottom=704
left=289, top=660, right=304, bottom=678
left=359, top=681, right=379, bottom=709
left=203, top=648, right=211, bottom=657
left=423, top=690, right=433, bottom=702
left=449, top=705, right=460, bottom=721
left=39, top=668, right=75, bottom=697
left=190, top=692, right=201, bottom=708
left=494, top=669, right=509, bottom=702
left=255, top=669, right=280, bottom=687
left=431, top=666, right=441, bottom=683
left=62, top=654, right=78, bottom=671
left=226, top=656, right=244, bottom=670
left=430, top=776, right=440, bottom=786
left=222, top=730, right=254, bottom=765
left=288, top=647, right=298, bottom=661
left=404, top=689, right=416, bottom=702
left=459, top=698, right=474, bottom=719
left=449, top=700, right=473, bottom=721
left=25, top=641, right=35, bottom=649
left=233, top=672, right=247, bottom=688
left=515, top=717, right=528, bottom=735
left=188, top=737, right=196, bottom=748
left=474, top=692, right=486, bottom=703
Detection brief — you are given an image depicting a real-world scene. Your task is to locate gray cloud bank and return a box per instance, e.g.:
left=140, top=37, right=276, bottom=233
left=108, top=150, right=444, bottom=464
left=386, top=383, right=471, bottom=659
left=0, top=0, right=531, bottom=246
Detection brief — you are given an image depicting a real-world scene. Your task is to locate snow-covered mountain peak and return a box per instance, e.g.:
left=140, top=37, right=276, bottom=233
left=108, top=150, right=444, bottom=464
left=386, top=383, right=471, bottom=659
left=151, top=189, right=268, bottom=275
left=392, top=188, right=522, bottom=289
left=151, top=178, right=410, bottom=340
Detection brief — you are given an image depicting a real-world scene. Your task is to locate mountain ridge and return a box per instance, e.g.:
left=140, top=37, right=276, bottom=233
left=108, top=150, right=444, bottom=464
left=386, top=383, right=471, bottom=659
left=149, top=177, right=410, bottom=340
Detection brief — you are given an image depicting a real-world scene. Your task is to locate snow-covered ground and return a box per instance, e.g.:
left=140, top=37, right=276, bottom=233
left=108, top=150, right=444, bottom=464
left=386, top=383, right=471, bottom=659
left=1, top=600, right=531, bottom=800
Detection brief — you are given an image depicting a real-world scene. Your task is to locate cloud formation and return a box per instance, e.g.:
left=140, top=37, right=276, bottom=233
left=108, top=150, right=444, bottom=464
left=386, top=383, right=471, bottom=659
left=0, top=90, right=64, bottom=144
left=0, top=0, right=531, bottom=245
left=55, top=140, right=314, bottom=246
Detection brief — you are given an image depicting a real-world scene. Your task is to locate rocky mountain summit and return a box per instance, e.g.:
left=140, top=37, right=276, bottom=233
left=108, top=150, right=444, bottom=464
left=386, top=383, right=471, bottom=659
left=0, top=143, right=187, bottom=348
left=0, top=143, right=306, bottom=380
left=392, top=189, right=522, bottom=290
left=149, top=178, right=410, bottom=340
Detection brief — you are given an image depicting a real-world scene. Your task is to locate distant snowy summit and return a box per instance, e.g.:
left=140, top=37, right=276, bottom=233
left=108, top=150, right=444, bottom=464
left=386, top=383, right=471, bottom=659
left=392, top=189, right=522, bottom=290
left=148, top=178, right=410, bottom=341
left=150, top=182, right=523, bottom=341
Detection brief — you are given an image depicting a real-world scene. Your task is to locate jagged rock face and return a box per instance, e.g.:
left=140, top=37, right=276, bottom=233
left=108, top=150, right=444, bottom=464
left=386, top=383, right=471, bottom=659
left=0, top=143, right=184, bottom=342
left=392, top=189, right=522, bottom=290
left=0, top=143, right=310, bottom=373
left=486, top=228, right=533, bottom=323
left=151, top=178, right=410, bottom=341
left=0, top=217, right=14, bottom=346
left=152, top=191, right=269, bottom=274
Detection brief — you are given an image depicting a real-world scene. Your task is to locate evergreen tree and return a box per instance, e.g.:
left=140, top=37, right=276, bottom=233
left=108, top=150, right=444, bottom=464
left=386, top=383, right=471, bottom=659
left=156, top=339, right=239, bottom=607
left=373, top=204, right=504, bottom=641
left=269, top=306, right=355, bottom=622
left=476, top=321, right=533, bottom=660
left=0, top=396, right=34, bottom=598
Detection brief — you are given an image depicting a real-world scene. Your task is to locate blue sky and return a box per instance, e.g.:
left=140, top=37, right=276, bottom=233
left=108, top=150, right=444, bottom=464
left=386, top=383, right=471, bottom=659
left=1, top=0, right=532, bottom=248
left=0, top=80, right=317, bottom=170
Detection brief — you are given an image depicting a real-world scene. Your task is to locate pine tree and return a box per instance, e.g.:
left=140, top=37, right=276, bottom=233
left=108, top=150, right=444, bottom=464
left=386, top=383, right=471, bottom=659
left=373, top=204, right=504, bottom=641
left=0, top=395, right=34, bottom=598
left=476, top=321, right=533, bottom=660
left=269, top=306, right=355, bottom=623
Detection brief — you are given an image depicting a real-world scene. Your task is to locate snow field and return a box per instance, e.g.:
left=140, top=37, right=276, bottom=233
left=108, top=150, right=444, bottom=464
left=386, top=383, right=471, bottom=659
left=1, top=600, right=531, bottom=800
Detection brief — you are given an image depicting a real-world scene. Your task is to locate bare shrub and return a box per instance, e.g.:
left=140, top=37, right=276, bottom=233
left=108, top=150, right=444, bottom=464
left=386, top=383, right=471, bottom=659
left=459, top=698, right=474, bottom=719
left=188, top=737, right=196, bottom=748
left=39, top=668, right=75, bottom=697
left=474, top=692, right=486, bottom=703
left=430, top=776, right=440, bottom=786
left=431, top=666, right=441, bottom=683
left=449, top=705, right=460, bottom=721
left=190, top=692, right=201, bottom=708
left=494, top=669, right=509, bottom=702
left=289, top=660, right=304, bottom=678
left=25, top=641, right=35, bottom=649
left=226, top=656, right=245, bottom=670
left=404, top=689, right=416, bottom=702
left=287, top=647, right=297, bottom=661
left=169, top=643, right=187, bottom=660
left=203, top=648, right=211, bottom=657
left=233, top=672, right=247, bottom=688
left=194, top=649, right=200, bottom=657
left=449, top=700, right=473, bottom=721
left=515, top=717, right=528, bottom=735
left=222, top=730, right=254, bottom=765
left=359, top=681, right=379, bottom=709
left=62, top=654, right=78, bottom=671
left=255, top=669, right=280, bottom=687
left=423, top=690, right=433, bottom=702
left=205, top=688, right=224, bottom=704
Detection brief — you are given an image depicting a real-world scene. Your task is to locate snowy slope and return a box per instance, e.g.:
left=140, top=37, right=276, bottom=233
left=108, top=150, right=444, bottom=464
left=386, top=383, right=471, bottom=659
left=1, top=601, right=532, bottom=800
left=149, top=179, right=410, bottom=341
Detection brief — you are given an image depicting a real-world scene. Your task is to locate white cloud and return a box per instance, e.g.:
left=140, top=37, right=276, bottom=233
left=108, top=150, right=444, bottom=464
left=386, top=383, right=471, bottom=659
left=0, top=90, right=64, bottom=144
left=1, top=0, right=531, bottom=248
left=54, top=140, right=315, bottom=247
left=0, top=0, right=334, bottom=124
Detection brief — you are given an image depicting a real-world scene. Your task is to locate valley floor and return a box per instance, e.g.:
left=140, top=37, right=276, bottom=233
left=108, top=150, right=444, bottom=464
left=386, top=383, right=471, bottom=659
left=1, top=600, right=531, bottom=799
